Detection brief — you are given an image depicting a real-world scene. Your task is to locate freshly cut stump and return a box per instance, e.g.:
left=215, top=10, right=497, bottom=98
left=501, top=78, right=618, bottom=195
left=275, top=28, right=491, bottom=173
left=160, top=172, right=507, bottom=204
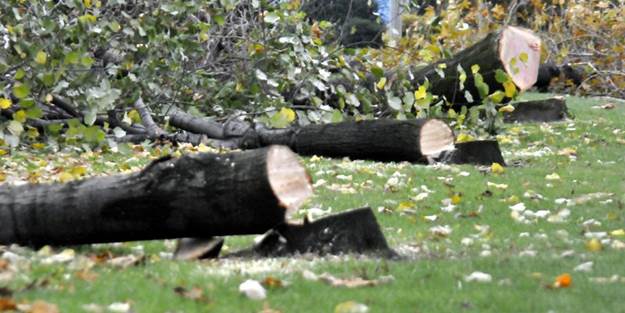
left=411, top=26, right=541, bottom=107
left=231, top=207, right=396, bottom=258
left=0, top=146, right=313, bottom=246
left=257, top=119, right=455, bottom=163
left=504, top=97, right=569, bottom=123
left=435, top=140, right=506, bottom=166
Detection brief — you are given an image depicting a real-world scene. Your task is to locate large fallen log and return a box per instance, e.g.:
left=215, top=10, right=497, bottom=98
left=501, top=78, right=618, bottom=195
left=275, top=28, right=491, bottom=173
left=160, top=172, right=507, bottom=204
left=0, top=146, right=313, bottom=246
left=408, top=26, right=541, bottom=107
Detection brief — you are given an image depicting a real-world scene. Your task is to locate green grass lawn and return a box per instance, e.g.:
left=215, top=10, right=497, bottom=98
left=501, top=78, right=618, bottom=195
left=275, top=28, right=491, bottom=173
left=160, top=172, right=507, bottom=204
left=1, top=93, right=625, bottom=312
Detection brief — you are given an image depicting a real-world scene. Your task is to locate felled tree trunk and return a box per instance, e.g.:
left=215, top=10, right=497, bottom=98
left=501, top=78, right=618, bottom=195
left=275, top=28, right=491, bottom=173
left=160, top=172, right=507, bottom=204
left=504, top=97, right=569, bottom=123
left=247, top=119, right=455, bottom=163
left=408, top=26, right=541, bottom=107
left=0, top=146, right=313, bottom=246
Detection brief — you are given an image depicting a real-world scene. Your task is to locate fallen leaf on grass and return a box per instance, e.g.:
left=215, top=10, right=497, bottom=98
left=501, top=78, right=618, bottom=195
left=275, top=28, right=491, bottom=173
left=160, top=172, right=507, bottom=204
left=19, top=300, right=60, bottom=313
left=574, top=192, right=613, bottom=205
left=591, top=103, right=615, bottom=110
left=573, top=261, right=593, bottom=272
left=107, top=302, right=131, bottom=313
left=491, top=163, right=505, bottom=174
left=545, top=173, right=561, bottom=181
left=302, top=271, right=394, bottom=288
left=334, top=301, right=369, bottom=313
left=262, top=276, right=284, bottom=289
left=107, top=254, right=145, bottom=268
left=586, top=238, right=603, bottom=252
left=464, top=271, right=492, bottom=283
left=41, top=249, right=75, bottom=264
left=0, top=298, right=17, bottom=311
left=173, top=286, right=208, bottom=303
left=239, top=279, right=266, bottom=300
left=553, top=273, right=572, bottom=288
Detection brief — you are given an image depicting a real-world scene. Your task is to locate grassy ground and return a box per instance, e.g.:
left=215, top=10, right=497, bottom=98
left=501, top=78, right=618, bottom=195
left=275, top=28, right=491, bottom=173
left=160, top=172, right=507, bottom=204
left=1, top=93, right=625, bottom=312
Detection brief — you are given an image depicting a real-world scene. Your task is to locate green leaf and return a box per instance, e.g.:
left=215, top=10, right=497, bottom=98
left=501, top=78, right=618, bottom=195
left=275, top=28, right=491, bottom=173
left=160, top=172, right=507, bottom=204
left=495, top=69, right=510, bottom=84
left=370, top=66, right=385, bottom=79
left=330, top=109, right=343, bottom=123
left=14, top=69, right=25, bottom=80
left=13, top=110, right=27, bottom=123
left=46, top=123, right=63, bottom=135
left=35, top=51, right=47, bottom=65
left=13, top=84, right=30, bottom=99
left=83, top=125, right=106, bottom=143
left=387, top=96, right=402, bottom=111
left=81, top=56, right=95, bottom=67
left=26, top=107, right=43, bottom=119
left=490, top=91, right=505, bottom=103
left=213, top=15, right=226, bottom=26
left=84, top=109, right=97, bottom=126
left=64, top=51, right=81, bottom=64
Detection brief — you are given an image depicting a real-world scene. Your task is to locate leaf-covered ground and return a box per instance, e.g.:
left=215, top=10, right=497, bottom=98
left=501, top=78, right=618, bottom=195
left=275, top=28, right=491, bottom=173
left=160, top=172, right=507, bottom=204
left=1, top=93, right=624, bottom=312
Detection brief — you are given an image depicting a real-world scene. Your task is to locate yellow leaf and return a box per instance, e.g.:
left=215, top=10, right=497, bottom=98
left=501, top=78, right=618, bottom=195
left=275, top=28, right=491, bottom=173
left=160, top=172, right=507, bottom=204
left=35, top=50, right=47, bottom=65
left=505, top=195, right=520, bottom=204
left=456, top=133, right=475, bottom=143
left=503, top=81, right=517, bottom=98
left=471, top=64, right=480, bottom=74
left=586, top=238, right=602, bottom=252
left=451, top=194, right=462, bottom=205
left=498, top=104, right=515, bottom=113
left=58, top=172, right=74, bottom=183
left=376, top=77, right=387, bottom=90
left=279, top=107, right=296, bottom=123
left=545, top=173, right=561, bottom=180
left=397, top=201, right=415, bottom=211
left=83, top=0, right=92, bottom=7
left=13, top=110, right=27, bottom=123
left=414, top=85, right=427, bottom=100
left=491, top=162, right=505, bottom=174
left=610, top=229, right=625, bottom=237
left=335, top=301, right=368, bottom=313
left=32, top=143, right=45, bottom=150
left=70, top=166, right=87, bottom=177
left=0, top=149, right=7, bottom=156
left=0, top=98, right=12, bottom=110
left=128, top=109, right=142, bottom=124
left=0, top=172, right=6, bottom=182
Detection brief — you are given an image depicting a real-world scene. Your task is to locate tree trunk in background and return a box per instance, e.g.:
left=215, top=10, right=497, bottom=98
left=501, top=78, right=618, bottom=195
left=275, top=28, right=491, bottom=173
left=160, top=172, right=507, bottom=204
left=407, top=26, right=541, bottom=108
left=247, top=118, right=455, bottom=163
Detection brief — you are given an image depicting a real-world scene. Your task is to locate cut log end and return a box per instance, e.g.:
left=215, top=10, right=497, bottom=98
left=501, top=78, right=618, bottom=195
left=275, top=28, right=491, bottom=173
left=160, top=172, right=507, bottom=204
left=266, top=145, right=314, bottom=216
left=419, top=119, right=455, bottom=156
left=499, top=26, right=541, bottom=91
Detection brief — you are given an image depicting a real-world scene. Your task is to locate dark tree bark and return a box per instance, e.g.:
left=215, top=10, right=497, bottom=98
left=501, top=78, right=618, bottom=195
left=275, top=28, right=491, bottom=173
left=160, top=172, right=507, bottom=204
left=505, top=97, right=569, bottom=123
left=434, top=140, right=506, bottom=166
left=246, top=118, right=455, bottom=163
left=0, top=146, right=313, bottom=246
left=230, top=207, right=396, bottom=258
left=166, top=106, right=225, bottom=139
